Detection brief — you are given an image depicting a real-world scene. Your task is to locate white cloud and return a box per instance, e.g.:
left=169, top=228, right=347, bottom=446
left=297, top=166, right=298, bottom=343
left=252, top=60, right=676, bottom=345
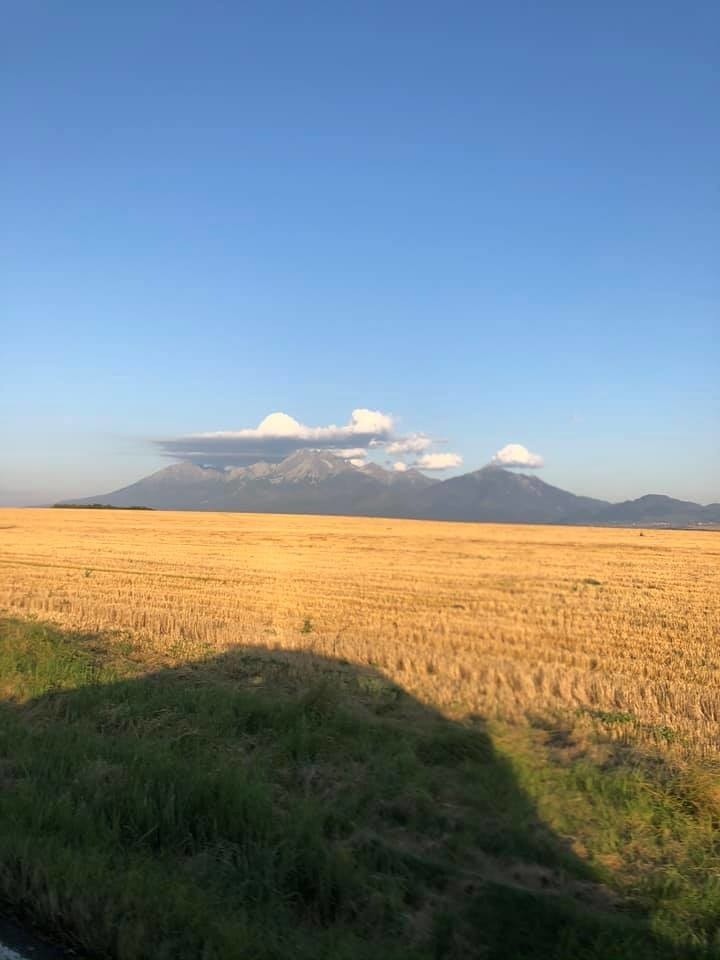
left=393, top=461, right=408, bottom=472
left=254, top=412, right=304, bottom=437
left=491, top=443, right=544, bottom=469
left=385, top=434, right=432, bottom=455
left=198, top=408, right=393, bottom=443
left=417, top=452, right=463, bottom=471
left=331, top=447, right=368, bottom=459
left=349, top=458, right=367, bottom=468
left=347, top=408, right=395, bottom=436
left=157, top=408, right=395, bottom=467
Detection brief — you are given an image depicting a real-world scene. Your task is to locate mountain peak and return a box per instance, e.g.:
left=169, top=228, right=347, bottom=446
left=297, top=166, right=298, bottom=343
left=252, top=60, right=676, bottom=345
left=275, top=450, right=353, bottom=482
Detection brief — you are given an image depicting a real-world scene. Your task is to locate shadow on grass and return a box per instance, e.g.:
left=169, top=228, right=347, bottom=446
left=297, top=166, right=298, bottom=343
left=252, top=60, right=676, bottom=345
left=0, top=618, right=705, bottom=959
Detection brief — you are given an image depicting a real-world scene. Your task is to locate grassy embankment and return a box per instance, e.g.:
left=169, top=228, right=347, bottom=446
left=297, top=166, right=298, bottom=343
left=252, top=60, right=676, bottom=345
left=2, top=616, right=720, bottom=959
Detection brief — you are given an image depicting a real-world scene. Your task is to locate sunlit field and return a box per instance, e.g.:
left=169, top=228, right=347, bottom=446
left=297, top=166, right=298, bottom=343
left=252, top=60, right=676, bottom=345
left=1, top=508, right=718, bottom=756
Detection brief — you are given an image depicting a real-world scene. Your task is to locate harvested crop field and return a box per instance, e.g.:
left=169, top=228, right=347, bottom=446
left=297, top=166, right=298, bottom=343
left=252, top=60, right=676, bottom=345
left=1, top=508, right=718, bottom=756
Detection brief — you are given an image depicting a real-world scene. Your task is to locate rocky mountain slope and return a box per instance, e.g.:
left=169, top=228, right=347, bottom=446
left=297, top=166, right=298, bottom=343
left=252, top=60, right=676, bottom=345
left=64, top=452, right=719, bottom=528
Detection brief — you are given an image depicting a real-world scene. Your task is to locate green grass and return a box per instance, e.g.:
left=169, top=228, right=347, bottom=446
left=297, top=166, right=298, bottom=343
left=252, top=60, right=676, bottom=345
left=0, top=618, right=719, bottom=958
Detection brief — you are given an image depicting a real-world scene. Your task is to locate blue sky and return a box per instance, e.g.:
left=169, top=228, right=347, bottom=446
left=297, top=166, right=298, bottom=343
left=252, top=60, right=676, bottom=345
left=3, top=1, right=718, bottom=505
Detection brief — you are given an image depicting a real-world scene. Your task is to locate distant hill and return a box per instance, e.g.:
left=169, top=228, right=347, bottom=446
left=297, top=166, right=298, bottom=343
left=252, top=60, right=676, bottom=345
left=593, top=494, right=720, bottom=528
left=63, top=452, right=719, bottom=529
left=387, top=465, right=609, bottom=524
left=53, top=503, right=154, bottom=510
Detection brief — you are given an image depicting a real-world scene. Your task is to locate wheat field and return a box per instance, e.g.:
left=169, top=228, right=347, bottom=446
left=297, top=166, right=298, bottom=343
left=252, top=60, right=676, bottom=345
left=1, top=508, right=718, bottom=755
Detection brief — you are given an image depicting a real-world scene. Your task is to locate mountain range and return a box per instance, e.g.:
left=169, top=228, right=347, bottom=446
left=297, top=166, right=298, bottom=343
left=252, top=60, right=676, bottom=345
left=62, top=451, right=720, bottom=529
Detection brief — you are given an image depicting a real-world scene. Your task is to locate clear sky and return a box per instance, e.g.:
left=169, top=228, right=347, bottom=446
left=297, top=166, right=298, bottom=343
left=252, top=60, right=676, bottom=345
left=3, top=1, right=718, bottom=505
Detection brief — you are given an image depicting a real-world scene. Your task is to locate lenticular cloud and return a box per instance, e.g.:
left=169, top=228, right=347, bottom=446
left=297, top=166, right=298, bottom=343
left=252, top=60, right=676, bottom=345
left=156, top=409, right=396, bottom=468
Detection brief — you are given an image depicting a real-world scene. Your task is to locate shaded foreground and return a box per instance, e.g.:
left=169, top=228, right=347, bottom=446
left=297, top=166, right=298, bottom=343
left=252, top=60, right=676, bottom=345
left=1, top=619, right=719, bottom=958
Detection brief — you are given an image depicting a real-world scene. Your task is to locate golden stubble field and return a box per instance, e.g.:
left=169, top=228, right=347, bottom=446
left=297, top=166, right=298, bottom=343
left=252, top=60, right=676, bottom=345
left=1, top=508, right=719, bottom=755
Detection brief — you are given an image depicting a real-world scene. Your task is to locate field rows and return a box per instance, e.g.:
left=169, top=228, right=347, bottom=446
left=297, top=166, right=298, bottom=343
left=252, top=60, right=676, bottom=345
left=1, top=509, right=719, bottom=755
